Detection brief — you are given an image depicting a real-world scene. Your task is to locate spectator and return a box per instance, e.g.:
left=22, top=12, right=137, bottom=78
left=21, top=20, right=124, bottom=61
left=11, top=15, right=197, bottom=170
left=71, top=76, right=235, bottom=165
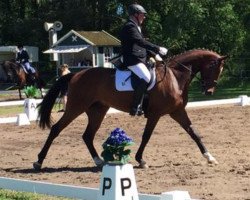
left=58, top=64, right=71, bottom=112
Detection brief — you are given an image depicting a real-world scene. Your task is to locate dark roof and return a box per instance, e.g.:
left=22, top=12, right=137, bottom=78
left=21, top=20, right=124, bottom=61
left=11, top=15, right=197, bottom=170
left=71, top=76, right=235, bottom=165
left=52, top=30, right=120, bottom=47
left=76, top=30, right=120, bottom=46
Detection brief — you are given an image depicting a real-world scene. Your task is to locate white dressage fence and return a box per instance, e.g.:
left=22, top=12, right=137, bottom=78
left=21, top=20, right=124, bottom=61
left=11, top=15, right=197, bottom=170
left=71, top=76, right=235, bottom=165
left=0, top=95, right=249, bottom=124
left=1, top=96, right=249, bottom=199
left=0, top=176, right=196, bottom=200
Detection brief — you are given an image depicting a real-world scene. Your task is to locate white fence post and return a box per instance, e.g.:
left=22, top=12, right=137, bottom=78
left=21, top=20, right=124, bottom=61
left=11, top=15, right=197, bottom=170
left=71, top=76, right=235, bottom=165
left=239, top=95, right=249, bottom=106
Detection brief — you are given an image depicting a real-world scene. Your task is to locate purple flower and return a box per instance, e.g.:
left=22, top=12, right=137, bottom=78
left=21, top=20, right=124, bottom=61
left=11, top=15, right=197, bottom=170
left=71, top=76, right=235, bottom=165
left=105, top=128, right=132, bottom=146
left=101, top=128, right=134, bottom=164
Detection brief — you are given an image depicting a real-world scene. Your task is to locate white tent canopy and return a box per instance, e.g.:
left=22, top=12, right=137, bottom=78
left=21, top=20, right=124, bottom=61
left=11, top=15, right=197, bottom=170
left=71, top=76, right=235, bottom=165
left=0, top=46, right=17, bottom=53
left=43, top=45, right=89, bottom=54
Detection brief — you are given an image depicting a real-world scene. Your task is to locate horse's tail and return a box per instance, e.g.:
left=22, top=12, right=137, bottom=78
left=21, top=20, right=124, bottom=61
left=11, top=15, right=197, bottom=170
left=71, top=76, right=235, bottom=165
left=38, top=73, right=74, bottom=129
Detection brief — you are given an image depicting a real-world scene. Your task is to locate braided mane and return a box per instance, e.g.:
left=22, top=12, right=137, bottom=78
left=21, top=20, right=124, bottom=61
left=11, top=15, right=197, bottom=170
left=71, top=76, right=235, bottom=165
left=167, top=48, right=219, bottom=61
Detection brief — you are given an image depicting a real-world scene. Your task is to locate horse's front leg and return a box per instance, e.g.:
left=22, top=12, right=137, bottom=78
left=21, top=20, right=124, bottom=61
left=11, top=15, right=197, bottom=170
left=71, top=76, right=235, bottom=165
left=83, top=103, right=109, bottom=167
left=18, top=88, right=22, bottom=99
left=170, top=108, right=218, bottom=164
left=135, top=115, right=160, bottom=168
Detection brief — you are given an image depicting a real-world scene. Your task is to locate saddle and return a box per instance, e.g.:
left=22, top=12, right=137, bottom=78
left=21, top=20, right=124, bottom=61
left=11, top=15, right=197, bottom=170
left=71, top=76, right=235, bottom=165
left=113, top=57, right=157, bottom=116
left=115, top=69, right=156, bottom=91
left=19, top=64, right=36, bottom=83
left=111, top=55, right=156, bottom=91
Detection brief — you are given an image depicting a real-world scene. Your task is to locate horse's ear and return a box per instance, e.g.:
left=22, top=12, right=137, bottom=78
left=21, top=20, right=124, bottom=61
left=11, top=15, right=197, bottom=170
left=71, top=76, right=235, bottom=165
left=219, top=55, right=228, bottom=61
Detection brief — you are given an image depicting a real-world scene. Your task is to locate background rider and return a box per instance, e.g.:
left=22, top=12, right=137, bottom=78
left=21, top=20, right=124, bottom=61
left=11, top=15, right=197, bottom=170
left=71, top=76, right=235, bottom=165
left=16, top=44, right=36, bottom=77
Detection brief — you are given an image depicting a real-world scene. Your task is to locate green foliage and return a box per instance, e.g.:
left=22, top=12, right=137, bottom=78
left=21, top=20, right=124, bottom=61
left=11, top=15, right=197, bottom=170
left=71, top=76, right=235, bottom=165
left=23, top=86, right=39, bottom=98
left=101, top=142, right=133, bottom=165
left=0, top=0, right=250, bottom=78
left=101, top=128, right=134, bottom=165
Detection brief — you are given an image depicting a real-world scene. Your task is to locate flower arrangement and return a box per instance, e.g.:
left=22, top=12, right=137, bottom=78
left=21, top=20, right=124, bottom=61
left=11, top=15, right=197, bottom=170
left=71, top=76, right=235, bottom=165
left=23, top=85, right=39, bottom=98
left=101, top=128, right=134, bottom=165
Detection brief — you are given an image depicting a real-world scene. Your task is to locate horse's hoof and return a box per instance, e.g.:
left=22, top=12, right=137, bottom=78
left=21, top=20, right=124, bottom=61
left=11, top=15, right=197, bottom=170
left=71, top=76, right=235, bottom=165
left=138, top=160, right=149, bottom=169
left=94, top=157, right=104, bottom=167
left=203, top=152, right=219, bottom=165
left=33, top=162, right=42, bottom=171
left=208, top=159, right=219, bottom=165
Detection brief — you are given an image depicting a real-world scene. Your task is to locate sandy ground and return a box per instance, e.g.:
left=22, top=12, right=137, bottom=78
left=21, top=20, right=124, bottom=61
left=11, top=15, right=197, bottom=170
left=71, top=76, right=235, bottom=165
left=0, top=102, right=249, bottom=200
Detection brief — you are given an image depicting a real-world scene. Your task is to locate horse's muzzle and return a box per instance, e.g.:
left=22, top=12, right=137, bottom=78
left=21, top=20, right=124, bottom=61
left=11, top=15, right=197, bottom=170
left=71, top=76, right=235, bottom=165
left=202, top=80, right=217, bottom=95
left=205, top=88, right=215, bottom=95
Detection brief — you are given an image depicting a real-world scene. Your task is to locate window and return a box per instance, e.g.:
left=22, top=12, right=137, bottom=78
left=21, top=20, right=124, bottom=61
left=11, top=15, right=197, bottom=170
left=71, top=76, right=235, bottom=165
left=104, top=47, right=111, bottom=62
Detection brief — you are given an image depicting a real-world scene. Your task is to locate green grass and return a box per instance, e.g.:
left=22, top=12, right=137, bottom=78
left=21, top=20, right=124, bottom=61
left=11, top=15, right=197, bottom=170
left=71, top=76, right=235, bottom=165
left=0, top=80, right=249, bottom=116
left=0, top=189, right=72, bottom=200
left=0, top=103, right=62, bottom=117
left=0, top=105, right=23, bottom=116
left=188, top=80, right=250, bottom=101
left=188, top=86, right=250, bottom=101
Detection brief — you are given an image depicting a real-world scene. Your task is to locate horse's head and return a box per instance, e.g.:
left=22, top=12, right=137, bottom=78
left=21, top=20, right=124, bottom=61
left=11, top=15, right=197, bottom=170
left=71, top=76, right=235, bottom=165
left=2, top=60, right=21, bottom=82
left=199, top=53, right=228, bottom=95
left=1, top=61, right=13, bottom=80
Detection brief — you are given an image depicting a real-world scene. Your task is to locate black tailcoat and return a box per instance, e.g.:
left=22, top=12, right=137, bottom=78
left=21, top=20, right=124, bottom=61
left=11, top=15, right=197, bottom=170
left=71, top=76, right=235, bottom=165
left=120, top=19, right=159, bottom=67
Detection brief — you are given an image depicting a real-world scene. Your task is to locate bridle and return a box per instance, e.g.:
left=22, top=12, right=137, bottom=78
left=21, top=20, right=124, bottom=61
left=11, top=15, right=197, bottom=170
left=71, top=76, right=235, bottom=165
left=200, top=59, right=223, bottom=92
left=160, top=56, right=223, bottom=92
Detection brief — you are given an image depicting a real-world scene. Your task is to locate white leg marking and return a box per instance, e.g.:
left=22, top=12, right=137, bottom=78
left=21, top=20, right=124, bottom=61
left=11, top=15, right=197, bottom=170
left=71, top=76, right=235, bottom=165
left=203, top=152, right=219, bottom=164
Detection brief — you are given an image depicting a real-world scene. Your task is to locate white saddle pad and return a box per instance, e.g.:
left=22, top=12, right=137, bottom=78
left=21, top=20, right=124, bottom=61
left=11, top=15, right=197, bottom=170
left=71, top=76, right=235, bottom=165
left=20, top=64, right=28, bottom=74
left=115, top=69, right=156, bottom=91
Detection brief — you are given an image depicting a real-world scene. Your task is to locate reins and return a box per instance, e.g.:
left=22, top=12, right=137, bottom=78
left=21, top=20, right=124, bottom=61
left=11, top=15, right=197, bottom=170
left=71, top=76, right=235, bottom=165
left=161, top=54, right=202, bottom=83
left=171, top=59, right=202, bottom=82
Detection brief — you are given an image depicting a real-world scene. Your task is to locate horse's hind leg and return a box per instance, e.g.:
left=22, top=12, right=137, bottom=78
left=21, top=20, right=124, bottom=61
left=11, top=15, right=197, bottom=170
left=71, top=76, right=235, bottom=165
left=33, top=110, right=82, bottom=170
left=83, top=103, right=109, bottom=167
left=18, top=88, right=22, bottom=99
left=170, top=108, right=218, bottom=164
left=39, top=88, right=44, bottom=98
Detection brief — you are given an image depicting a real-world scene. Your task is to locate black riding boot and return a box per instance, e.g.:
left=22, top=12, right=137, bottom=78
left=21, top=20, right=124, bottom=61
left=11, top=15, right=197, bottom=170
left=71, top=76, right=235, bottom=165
left=130, top=79, right=148, bottom=116
left=27, top=69, right=35, bottom=81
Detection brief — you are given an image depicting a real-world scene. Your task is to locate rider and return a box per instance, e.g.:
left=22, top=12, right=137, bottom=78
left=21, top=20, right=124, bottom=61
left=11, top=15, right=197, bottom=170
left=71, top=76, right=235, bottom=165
left=16, top=44, right=36, bottom=78
left=120, top=3, right=168, bottom=116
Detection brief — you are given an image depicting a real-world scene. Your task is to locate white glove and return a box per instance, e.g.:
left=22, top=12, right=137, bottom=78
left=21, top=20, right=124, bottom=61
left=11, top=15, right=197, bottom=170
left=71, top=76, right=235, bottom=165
left=155, top=54, right=163, bottom=61
left=159, top=47, right=168, bottom=55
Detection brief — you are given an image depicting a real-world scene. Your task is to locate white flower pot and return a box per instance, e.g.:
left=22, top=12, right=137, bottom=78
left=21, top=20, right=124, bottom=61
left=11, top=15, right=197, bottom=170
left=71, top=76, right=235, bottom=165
left=97, top=163, right=139, bottom=200
left=24, top=98, right=38, bottom=121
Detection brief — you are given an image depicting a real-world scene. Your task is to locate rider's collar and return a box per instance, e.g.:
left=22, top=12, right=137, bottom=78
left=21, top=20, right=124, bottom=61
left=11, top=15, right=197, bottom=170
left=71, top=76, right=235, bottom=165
left=129, top=17, right=141, bottom=33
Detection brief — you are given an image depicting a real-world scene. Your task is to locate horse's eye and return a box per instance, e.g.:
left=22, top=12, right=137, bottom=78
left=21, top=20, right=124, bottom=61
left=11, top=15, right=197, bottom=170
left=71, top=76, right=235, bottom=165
left=209, top=61, right=215, bottom=69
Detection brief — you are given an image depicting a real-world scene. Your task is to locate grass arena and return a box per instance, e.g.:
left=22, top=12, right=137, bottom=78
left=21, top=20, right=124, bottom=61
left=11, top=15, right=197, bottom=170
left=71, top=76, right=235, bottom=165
left=0, top=101, right=249, bottom=200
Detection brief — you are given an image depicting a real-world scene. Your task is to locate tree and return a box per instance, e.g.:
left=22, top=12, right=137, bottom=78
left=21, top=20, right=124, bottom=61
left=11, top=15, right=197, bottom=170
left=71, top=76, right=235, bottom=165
left=0, top=0, right=249, bottom=78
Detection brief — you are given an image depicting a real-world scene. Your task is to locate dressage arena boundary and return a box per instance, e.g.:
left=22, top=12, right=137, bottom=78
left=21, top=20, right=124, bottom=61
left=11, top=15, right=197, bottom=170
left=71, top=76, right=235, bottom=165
left=0, top=176, right=196, bottom=200
left=1, top=98, right=249, bottom=199
left=0, top=95, right=249, bottom=124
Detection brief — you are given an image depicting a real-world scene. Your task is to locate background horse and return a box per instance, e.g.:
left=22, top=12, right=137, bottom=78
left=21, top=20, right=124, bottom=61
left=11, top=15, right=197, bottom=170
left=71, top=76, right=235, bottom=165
left=1, top=60, right=46, bottom=99
left=33, top=49, right=227, bottom=170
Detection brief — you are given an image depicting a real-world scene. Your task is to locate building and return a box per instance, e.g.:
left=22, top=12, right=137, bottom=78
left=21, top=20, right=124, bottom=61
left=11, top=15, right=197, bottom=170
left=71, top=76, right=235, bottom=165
left=43, top=29, right=121, bottom=69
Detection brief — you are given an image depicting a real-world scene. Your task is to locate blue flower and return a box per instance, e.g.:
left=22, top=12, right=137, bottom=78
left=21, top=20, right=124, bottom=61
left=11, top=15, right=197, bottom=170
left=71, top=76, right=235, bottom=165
left=101, top=128, right=134, bottom=164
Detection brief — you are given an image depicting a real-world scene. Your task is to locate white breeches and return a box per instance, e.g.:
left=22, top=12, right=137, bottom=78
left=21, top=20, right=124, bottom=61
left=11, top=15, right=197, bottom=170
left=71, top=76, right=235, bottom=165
left=128, top=63, right=151, bottom=83
left=24, top=62, right=36, bottom=73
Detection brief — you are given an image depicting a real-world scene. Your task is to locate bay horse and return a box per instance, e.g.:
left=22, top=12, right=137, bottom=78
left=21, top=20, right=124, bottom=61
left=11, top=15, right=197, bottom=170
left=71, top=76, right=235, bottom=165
left=33, top=49, right=227, bottom=170
left=1, top=60, right=46, bottom=99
